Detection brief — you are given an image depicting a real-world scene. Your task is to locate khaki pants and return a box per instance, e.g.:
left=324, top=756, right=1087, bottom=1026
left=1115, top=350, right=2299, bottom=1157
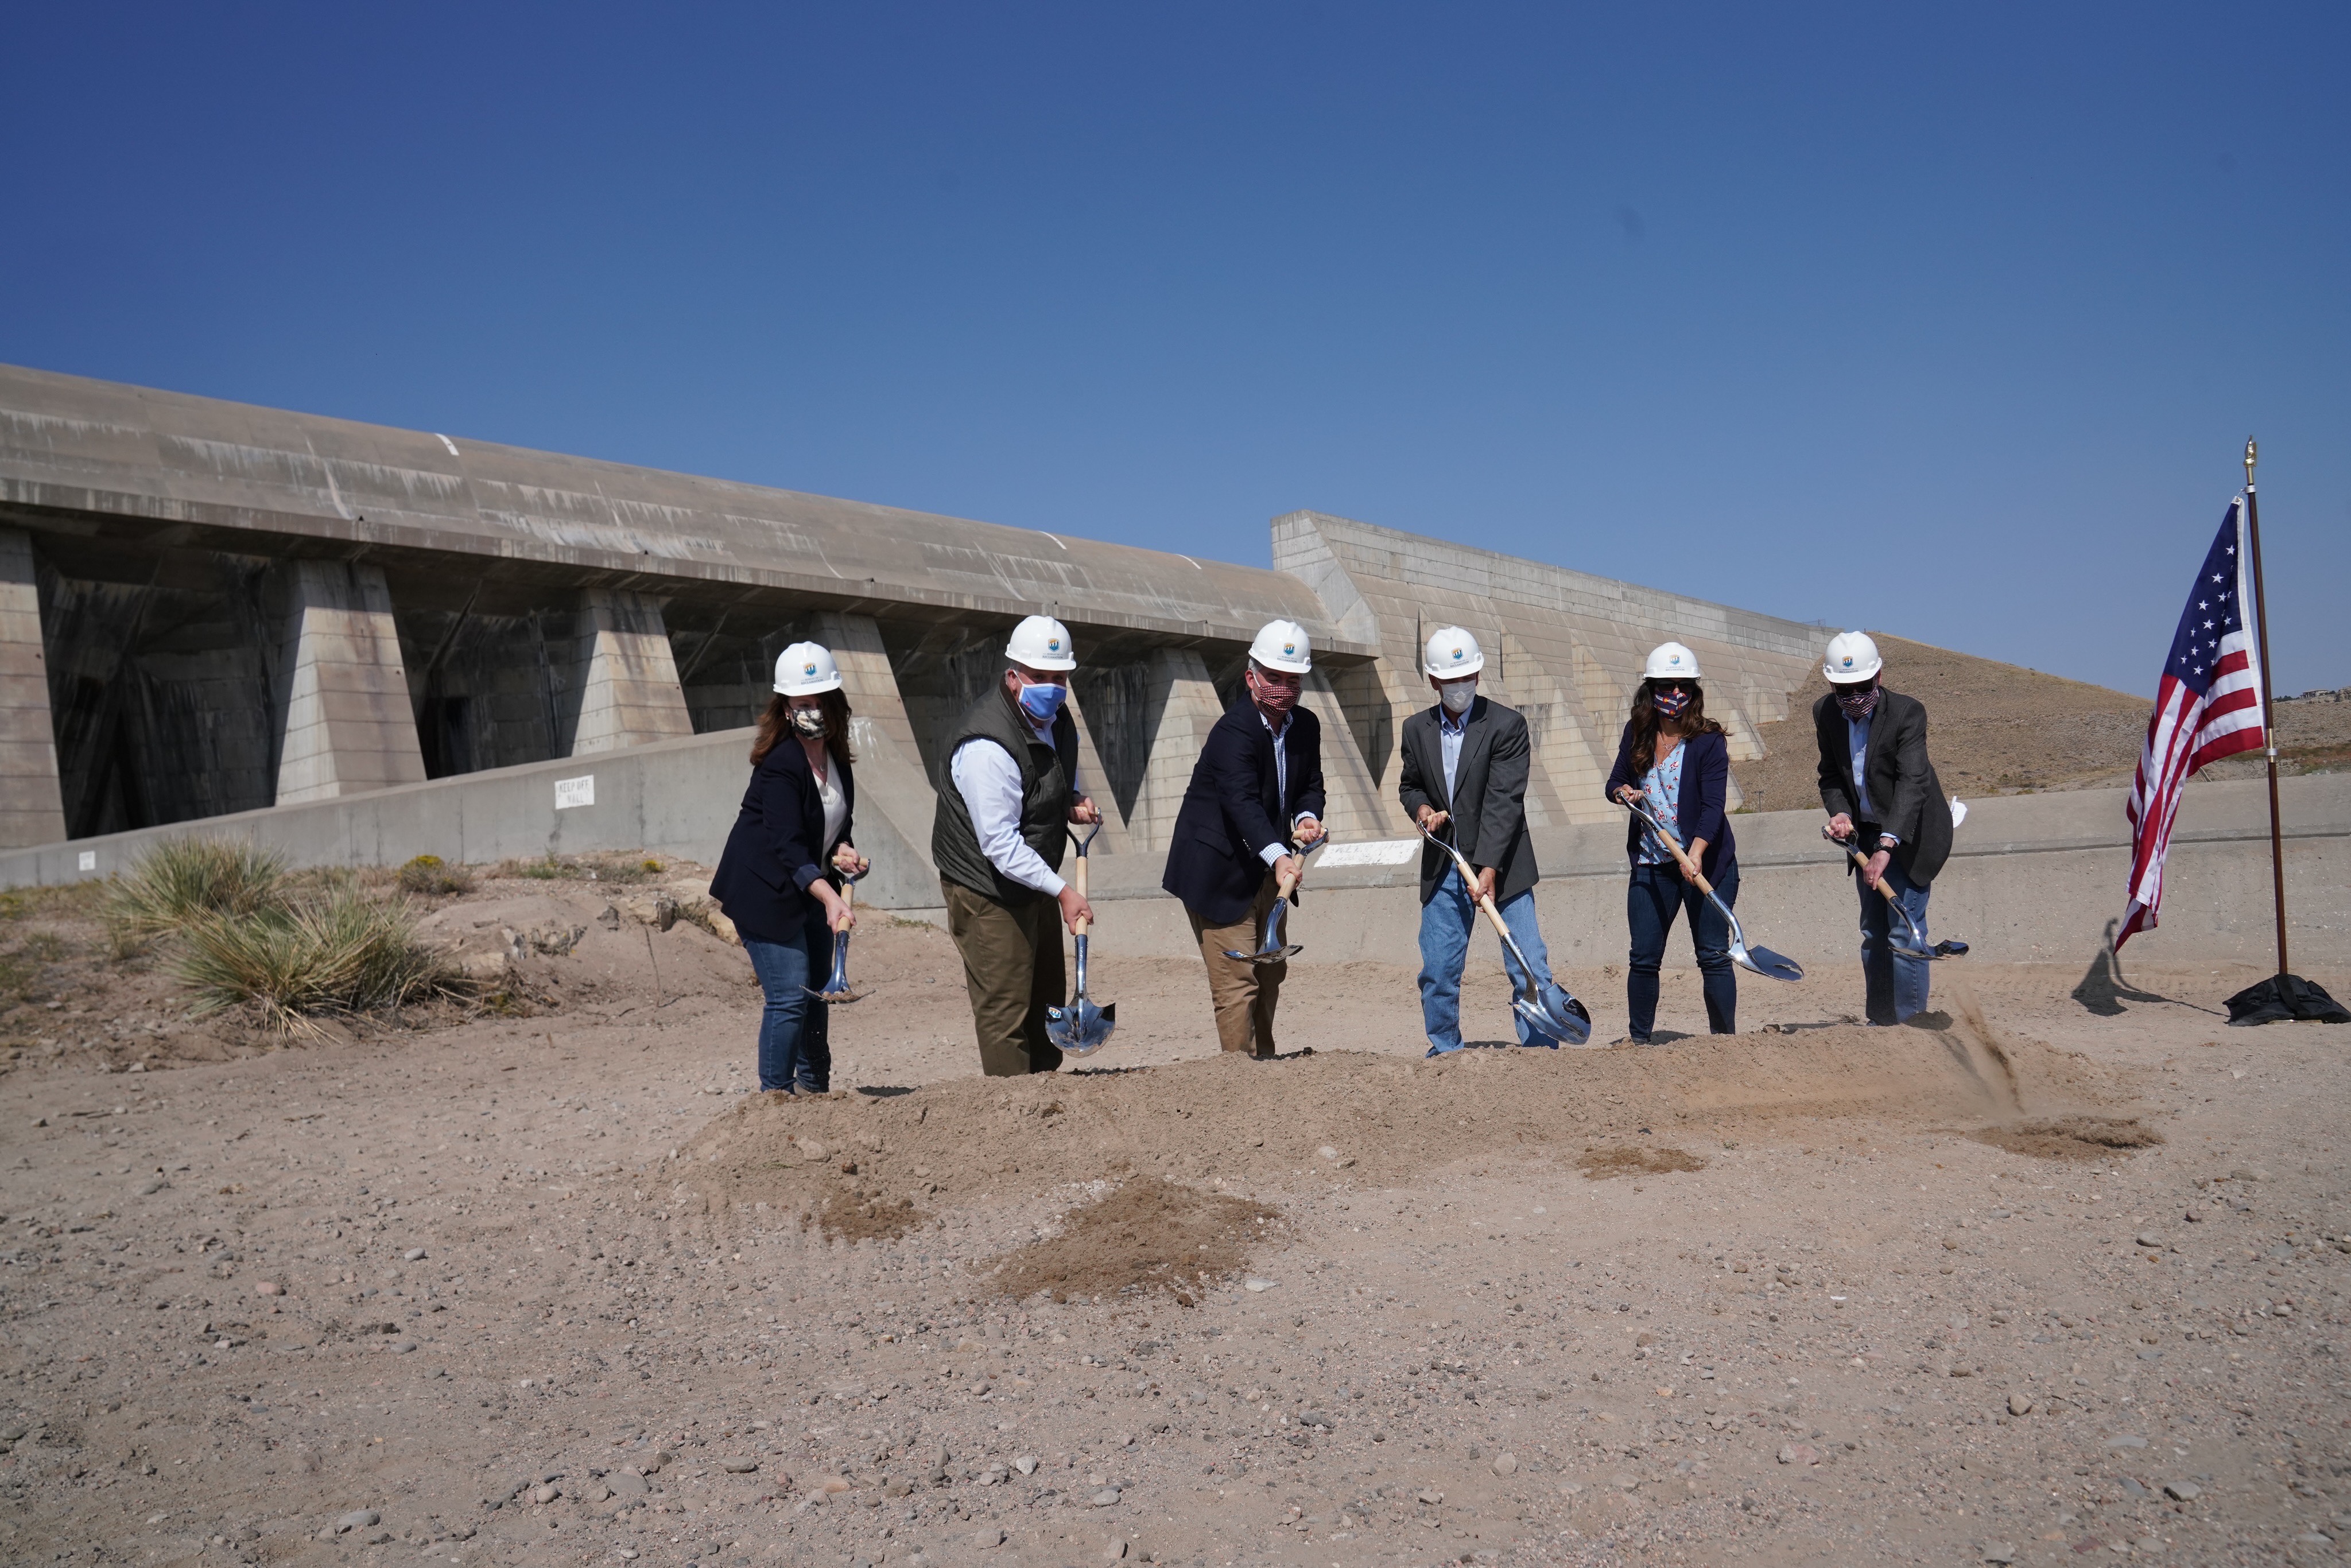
left=1186, top=877, right=1285, bottom=1057
left=942, top=877, right=1066, bottom=1077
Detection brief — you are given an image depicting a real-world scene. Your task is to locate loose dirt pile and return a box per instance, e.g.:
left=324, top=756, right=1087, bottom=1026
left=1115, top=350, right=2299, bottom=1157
left=980, top=1176, right=1279, bottom=1305
left=1968, top=1113, right=2167, bottom=1161
left=1574, top=1144, right=1709, bottom=1179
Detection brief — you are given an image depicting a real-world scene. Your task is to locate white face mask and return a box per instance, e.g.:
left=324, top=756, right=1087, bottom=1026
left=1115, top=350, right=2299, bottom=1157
left=1440, top=680, right=1476, bottom=715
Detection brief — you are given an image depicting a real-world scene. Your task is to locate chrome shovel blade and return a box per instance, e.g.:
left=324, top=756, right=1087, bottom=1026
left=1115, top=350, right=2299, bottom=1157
left=1223, top=897, right=1303, bottom=965
left=802, top=930, right=863, bottom=1003
left=1512, top=989, right=1593, bottom=1047
left=1046, top=934, right=1117, bottom=1054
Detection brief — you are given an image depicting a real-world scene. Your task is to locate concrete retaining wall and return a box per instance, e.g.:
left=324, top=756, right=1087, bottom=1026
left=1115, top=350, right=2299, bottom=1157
left=6, top=727, right=2341, bottom=989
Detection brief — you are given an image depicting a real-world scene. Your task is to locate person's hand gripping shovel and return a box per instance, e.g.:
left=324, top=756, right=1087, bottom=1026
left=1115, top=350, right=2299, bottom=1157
left=802, top=865, right=868, bottom=1003
left=1223, top=837, right=1326, bottom=965
left=1413, top=814, right=1592, bottom=1045
left=1821, top=822, right=1969, bottom=960
left=1621, top=798, right=1805, bottom=982
left=1045, top=820, right=1116, bottom=1055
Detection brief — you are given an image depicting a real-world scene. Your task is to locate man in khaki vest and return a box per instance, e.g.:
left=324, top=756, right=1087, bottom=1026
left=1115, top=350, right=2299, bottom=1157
left=930, top=615, right=1103, bottom=1076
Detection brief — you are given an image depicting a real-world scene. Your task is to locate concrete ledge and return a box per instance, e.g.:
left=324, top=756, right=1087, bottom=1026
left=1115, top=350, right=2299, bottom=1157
left=4, top=734, right=2341, bottom=983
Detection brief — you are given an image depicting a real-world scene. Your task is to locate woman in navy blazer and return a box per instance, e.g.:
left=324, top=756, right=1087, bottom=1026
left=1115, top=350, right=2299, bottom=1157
left=709, top=642, right=868, bottom=1095
left=1602, top=643, right=1740, bottom=1043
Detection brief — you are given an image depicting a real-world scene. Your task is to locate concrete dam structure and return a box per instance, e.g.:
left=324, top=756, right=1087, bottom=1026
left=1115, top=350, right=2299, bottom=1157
left=0, top=363, right=1832, bottom=897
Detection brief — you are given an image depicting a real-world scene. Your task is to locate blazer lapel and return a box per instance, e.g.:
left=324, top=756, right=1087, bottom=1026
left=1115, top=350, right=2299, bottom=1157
left=1414, top=711, right=1452, bottom=815
left=1863, top=696, right=1895, bottom=816
left=1456, top=700, right=1495, bottom=809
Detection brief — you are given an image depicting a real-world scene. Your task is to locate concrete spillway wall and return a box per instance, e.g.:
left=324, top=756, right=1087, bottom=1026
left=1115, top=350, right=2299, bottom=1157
left=0, top=364, right=1837, bottom=872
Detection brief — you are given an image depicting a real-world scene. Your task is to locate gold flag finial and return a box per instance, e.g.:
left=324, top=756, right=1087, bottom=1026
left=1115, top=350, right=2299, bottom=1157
left=2245, top=436, right=2258, bottom=484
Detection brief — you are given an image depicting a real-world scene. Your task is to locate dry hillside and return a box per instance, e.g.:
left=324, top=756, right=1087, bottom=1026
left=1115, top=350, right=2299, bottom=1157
left=1730, top=633, right=2350, bottom=814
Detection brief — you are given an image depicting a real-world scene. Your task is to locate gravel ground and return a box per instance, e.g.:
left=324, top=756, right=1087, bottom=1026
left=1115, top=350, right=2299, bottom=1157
left=3, top=874, right=2349, bottom=1568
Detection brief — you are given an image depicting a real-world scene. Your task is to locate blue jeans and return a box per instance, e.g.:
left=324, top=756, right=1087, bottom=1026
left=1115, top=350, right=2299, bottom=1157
left=1858, top=855, right=1933, bottom=1024
left=744, top=913, right=833, bottom=1093
left=1625, top=860, right=1738, bottom=1039
left=1418, top=882, right=1577, bottom=1051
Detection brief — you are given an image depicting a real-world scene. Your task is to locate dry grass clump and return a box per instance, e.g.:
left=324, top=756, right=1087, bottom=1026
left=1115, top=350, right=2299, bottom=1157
left=395, top=855, right=475, bottom=896
left=103, top=839, right=286, bottom=956
left=172, top=884, right=464, bottom=1034
left=498, top=852, right=664, bottom=884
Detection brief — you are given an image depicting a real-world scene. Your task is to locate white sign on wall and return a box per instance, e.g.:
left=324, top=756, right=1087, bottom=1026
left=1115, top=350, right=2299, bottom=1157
left=1316, top=837, right=1419, bottom=868
left=554, top=775, right=596, bottom=810
left=77, top=851, right=97, bottom=872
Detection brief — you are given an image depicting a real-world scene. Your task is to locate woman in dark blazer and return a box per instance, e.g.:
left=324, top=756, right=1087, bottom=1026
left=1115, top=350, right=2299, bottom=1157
left=709, top=641, right=868, bottom=1095
left=1602, top=642, right=1739, bottom=1043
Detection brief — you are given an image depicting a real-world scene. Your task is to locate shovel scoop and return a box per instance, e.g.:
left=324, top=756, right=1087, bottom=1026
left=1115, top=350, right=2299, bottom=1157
left=802, top=867, right=867, bottom=1004
left=1415, top=819, right=1592, bottom=1045
left=1045, top=820, right=1116, bottom=1055
left=1825, top=826, right=1968, bottom=960
left=1622, top=798, right=1805, bottom=982
left=1223, top=838, right=1325, bottom=965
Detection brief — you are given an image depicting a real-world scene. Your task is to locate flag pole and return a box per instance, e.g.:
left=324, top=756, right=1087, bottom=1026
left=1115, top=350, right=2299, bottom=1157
left=2243, top=437, right=2289, bottom=977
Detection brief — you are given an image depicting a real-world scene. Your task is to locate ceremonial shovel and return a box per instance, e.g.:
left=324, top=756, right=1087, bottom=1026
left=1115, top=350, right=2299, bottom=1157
left=802, top=866, right=868, bottom=1003
left=1414, top=818, right=1593, bottom=1045
left=1621, top=798, right=1805, bottom=982
left=1824, top=826, right=1970, bottom=960
left=1223, top=837, right=1326, bottom=966
left=1045, top=820, right=1116, bottom=1055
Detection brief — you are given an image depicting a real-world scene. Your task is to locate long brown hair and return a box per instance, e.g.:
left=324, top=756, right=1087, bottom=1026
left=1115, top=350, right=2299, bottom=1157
left=1629, top=678, right=1725, bottom=775
left=750, top=689, right=857, bottom=768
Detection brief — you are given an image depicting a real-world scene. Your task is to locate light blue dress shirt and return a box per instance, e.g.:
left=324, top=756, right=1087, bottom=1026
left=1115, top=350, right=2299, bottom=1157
left=1846, top=712, right=1898, bottom=843
left=1440, top=705, right=1469, bottom=804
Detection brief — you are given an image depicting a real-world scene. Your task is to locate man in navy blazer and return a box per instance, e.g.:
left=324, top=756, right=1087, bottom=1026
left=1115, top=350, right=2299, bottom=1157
left=1161, top=620, right=1329, bottom=1058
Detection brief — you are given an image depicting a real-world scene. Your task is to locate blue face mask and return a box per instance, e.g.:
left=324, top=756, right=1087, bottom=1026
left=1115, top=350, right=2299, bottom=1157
left=1017, top=681, right=1068, bottom=724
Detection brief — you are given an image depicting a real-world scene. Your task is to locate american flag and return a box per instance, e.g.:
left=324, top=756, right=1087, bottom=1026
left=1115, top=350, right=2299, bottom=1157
left=2117, top=498, right=2267, bottom=949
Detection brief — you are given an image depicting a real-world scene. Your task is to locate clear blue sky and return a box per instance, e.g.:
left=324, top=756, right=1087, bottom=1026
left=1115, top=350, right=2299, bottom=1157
left=6, top=4, right=2346, bottom=696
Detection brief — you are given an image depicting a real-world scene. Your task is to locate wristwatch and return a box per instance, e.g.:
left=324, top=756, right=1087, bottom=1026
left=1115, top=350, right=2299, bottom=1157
left=1877, top=834, right=1899, bottom=851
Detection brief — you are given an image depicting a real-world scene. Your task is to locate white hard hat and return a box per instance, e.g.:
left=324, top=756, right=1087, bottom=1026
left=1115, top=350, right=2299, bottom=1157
left=1248, top=619, right=1313, bottom=674
left=1643, top=642, right=1701, bottom=681
left=1422, top=626, right=1485, bottom=679
left=1005, top=614, right=1078, bottom=672
left=1822, top=630, right=1883, bottom=684
left=773, top=641, right=843, bottom=696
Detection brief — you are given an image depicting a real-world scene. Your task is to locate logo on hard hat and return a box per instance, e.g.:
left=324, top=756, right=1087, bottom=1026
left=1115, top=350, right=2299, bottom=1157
left=1450, top=646, right=1463, bottom=660
left=1841, top=655, right=1855, bottom=668
left=1048, top=638, right=1062, bottom=653
left=804, top=663, right=818, bottom=677
left=1283, top=642, right=1295, bottom=657
left=1670, top=654, right=1681, bottom=665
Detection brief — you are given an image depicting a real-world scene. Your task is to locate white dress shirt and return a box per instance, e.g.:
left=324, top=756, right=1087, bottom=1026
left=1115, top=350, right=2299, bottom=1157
left=949, top=718, right=1083, bottom=897
left=1256, top=708, right=1320, bottom=867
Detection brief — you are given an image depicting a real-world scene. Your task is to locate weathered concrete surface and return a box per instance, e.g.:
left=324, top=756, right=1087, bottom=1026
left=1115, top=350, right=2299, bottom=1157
left=270, top=560, right=428, bottom=804
left=1274, top=510, right=1827, bottom=817
left=567, top=589, right=694, bottom=755
left=0, top=529, right=64, bottom=848
left=0, top=363, right=1364, bottom=657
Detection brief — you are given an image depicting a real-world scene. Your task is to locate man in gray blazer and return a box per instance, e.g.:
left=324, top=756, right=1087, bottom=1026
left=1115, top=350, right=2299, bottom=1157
left=1398, top=626, right=1580, bottom=1054
left=1813, top=630, right=1954, bottom=1024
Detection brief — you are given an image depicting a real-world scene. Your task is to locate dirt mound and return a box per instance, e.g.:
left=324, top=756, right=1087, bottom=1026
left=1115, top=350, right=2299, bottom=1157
left=979, top=1177, right=1278, bottom=1305
left=1577, top=1144, right=1708, bottom=1179
left=686, top=1019, right=2125, bottom=1225
left=1968, top=1115, right=2166, bottom=1161
left=808, top=1183, right=930, bottom=1243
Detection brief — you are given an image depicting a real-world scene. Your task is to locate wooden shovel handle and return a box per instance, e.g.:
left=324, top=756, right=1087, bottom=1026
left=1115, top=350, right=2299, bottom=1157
left=1843, top=843, right=1901, bottom=902
left=1635, top=804, right=1718, bottom=898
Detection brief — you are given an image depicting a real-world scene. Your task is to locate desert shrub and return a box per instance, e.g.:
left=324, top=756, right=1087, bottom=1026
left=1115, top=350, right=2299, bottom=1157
left=498, top=852, right=655, bottom=884
left=104, top=839, right=286, bottom=954
left=171, top=886, right=464, bottom=1032
left=396, top=854, right=475, bottom=896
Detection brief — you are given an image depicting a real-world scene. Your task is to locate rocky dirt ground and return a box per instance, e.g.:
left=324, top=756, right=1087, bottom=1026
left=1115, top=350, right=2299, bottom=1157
left=4, top=866, right=2350, bottom=1568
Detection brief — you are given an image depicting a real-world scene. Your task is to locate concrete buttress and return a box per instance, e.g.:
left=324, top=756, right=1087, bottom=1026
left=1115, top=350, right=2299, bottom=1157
left=0, top=530, right=66, bottom=848
left=272, top=561, right=428, bottom=805
left=569, top=590, right=695, bottom=755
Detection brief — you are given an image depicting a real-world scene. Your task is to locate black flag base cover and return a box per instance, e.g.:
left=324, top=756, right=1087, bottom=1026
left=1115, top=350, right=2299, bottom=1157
left=2225, top=974, right=2351, bottom=1027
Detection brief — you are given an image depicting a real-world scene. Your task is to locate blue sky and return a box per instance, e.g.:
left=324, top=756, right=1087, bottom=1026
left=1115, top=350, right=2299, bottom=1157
left=6, top=3, right=2346, bottom=695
